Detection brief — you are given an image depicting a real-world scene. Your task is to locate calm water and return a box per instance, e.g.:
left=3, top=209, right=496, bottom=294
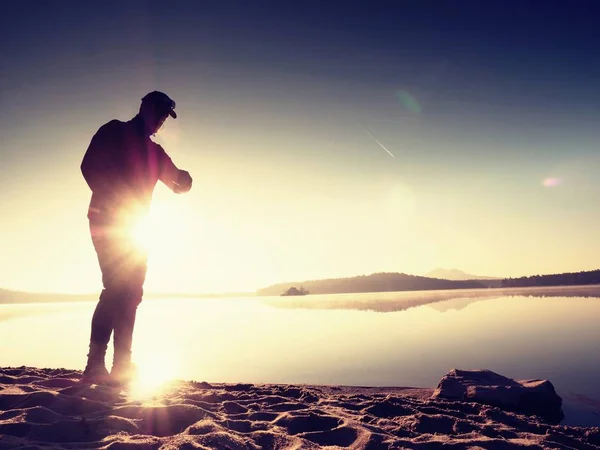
left=1, top=286, right=599, bottom=426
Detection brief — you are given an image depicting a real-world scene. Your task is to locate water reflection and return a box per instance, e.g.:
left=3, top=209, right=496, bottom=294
left=0, top=302, right=91, bottom=323
left=260, top=284, right=600, bottom=313
left=0, top=287, right=599, bottom=426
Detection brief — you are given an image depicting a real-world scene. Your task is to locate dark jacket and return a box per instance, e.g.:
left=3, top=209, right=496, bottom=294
left=81, top=117, right=180, bottom=222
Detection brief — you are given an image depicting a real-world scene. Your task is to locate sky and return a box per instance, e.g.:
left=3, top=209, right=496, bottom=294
left=1, top=0, right=600, bottom=294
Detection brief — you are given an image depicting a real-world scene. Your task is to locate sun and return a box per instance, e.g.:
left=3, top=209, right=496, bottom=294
left=127, top=351, right=179, bottom=399
left=128, top=197, right=189, bottom=256
left=130, top=214, right=153, bottom=251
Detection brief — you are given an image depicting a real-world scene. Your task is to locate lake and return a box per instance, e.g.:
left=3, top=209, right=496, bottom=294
left=1, top=286, right=599, bottom=426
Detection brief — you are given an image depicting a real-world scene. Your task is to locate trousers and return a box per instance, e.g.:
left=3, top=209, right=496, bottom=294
left=88, top=218, right=148, bottom=365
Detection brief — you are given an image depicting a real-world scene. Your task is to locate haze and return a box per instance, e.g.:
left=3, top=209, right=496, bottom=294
left=2, top=1, right=600, bottom=294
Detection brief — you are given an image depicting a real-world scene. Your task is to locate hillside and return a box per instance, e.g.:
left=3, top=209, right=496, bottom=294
left=256, top=272, right=494, bottom=296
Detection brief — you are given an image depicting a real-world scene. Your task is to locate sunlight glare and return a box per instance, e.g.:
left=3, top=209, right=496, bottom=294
left=131, top=214, right=152, bottom=251
left=128, top=199, right=189, bottom=257
left=128, top=351, right=179, bottom=399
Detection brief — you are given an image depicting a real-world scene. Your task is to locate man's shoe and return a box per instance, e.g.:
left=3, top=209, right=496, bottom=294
left=81, top=364, right=111, bottom=385
left=110, top=361, right=138, bottom=387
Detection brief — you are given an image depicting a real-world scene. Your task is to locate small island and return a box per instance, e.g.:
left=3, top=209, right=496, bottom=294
left=281, top=286, right=309, bottom=296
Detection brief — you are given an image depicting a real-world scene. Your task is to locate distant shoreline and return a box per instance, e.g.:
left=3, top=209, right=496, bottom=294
left=256, top=269, right=600, bottom=296
left=0, top=290, right=255, bottom=305
left=2, top=284, right=600, bottom=305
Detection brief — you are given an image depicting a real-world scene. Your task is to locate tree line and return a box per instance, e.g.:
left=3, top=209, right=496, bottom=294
left=501, top=269, right=600, bottom=287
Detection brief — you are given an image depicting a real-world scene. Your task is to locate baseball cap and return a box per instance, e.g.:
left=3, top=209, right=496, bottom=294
left=141, top=91, right=177, bottom=119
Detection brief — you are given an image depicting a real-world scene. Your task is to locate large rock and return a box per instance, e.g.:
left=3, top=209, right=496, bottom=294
left=432, top=369, right=564, bottom=423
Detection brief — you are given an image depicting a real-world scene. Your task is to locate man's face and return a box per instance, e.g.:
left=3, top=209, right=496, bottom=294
left=149, top=108, right=169, bottom=135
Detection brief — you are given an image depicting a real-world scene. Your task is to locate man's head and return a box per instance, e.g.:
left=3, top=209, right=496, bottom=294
left=139, top=91, right=177, bottom=135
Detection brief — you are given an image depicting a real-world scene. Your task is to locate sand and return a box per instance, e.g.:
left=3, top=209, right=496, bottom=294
left=0, top=367, right=599, bottom=449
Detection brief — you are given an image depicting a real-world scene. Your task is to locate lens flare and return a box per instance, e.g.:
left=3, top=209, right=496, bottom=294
left=394, top=90, right=422, bottom=113
left=542, top=177, right=562, bottom=187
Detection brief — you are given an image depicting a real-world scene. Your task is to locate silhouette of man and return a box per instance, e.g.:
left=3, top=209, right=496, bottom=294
left=80, top=91, right=192, bottom=385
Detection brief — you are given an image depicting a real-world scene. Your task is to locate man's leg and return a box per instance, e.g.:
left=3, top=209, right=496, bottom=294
left=83, top=221, right=123, bottom=383
left=110, top=243, right=148, bottom=384
left=84, top=290, right=117, bottom=374
left=110, top=288, right=142, bottom=382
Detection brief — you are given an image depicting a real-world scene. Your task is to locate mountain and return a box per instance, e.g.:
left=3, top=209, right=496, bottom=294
left=256, top=272, right=492, bottom=296
left=424, top=268, right=501, bottom=281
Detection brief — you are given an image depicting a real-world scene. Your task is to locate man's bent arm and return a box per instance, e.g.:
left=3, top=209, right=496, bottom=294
left=157, top=145, right=183, bottom=192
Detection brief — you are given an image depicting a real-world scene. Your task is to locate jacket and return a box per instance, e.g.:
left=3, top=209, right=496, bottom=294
left=81, top=116, right=180, bottom=223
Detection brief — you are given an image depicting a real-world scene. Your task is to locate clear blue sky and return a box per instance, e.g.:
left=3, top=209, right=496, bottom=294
left=1, top=1, right=600, bottom=293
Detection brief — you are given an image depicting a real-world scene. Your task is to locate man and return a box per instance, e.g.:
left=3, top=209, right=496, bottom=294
left=80, top=91, right=192, bottom=385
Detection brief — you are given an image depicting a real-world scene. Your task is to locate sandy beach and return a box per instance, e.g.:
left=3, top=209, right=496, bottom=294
left=1, top=367, right=599, bottom=449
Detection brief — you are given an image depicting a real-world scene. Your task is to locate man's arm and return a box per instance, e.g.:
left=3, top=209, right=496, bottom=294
left=157, top=145, right=192, bottom=194
left=81, top=121, right=122, bottom=193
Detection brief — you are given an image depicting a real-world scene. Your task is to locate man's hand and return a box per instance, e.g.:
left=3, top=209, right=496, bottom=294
left=173, top=170, right=192, bottom=194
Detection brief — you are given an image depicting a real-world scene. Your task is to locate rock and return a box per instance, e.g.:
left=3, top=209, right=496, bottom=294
left=432, top=369, right=564, bottom=424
